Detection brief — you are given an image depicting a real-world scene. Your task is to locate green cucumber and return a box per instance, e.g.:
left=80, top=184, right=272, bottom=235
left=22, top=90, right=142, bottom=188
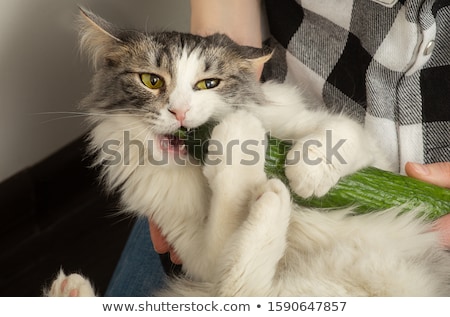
left=176, top=125, right=450, bottom=220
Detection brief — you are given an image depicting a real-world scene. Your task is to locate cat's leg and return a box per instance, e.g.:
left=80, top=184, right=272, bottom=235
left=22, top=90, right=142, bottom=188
left=45, top=269, right=96, bottom=297
left=202, top=110, right=268, bottom=265
left=254, top=82, right=390, bottom=198
left=285, top=116, right=390, bottom=197
left=214, top=178, right=291, bottom=296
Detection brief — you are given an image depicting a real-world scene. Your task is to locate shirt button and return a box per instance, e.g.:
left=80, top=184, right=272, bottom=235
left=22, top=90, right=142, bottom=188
left=424, top=40, right=435, bottom=55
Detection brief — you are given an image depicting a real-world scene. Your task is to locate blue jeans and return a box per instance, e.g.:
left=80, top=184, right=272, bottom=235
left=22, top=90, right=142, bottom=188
left=105, top=217, right=165, bottom=296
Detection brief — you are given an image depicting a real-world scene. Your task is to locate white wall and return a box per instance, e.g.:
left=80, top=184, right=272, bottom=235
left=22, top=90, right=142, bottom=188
left=0, top=0, right=190, bottom=182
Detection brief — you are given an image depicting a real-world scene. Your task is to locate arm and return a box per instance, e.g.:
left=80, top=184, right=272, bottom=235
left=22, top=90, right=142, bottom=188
left=190, top=0, right=262, bottom=48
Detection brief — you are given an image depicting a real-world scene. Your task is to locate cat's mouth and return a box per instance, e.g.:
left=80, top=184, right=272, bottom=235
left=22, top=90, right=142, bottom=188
left=158, top=134, right=187, bottom=155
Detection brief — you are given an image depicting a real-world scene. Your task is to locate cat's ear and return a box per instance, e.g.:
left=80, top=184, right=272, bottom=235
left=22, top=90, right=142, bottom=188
left=77, top=7, right=123, bottom=68
left=247, top=51, right=273, bottom=79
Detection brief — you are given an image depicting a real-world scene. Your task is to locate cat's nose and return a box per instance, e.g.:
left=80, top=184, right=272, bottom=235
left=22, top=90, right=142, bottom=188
left=168, top=108, right=187, bottom=123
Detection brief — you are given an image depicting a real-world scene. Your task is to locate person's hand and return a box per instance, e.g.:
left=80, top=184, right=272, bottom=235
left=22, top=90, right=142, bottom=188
left=149, top=220, right=182, bottom=264
left=405, top=162, right=450, bottom=248
left=405, top=162, right=450, bottom=188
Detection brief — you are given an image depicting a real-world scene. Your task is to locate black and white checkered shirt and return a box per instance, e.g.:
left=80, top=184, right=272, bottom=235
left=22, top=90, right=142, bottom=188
left=263, top=0, right=450, bottom=173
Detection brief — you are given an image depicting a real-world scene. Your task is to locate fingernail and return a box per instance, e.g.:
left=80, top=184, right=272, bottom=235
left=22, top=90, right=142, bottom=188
left=411, top=163, right=430, bottom=175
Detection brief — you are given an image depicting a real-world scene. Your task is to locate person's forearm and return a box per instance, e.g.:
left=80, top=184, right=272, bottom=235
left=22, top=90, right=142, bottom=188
left=190, top=0, right=262, bottom=48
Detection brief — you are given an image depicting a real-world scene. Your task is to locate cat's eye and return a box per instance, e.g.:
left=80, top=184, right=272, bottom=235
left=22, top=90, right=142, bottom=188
left=196, top=78, right=221, bottom=90
left=141, top=73, right=164, bottom=89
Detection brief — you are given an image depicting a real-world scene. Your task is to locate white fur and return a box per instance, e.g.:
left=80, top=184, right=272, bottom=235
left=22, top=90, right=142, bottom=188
left=157, top=111, right=450, bottom=296
left=47, top=54, right=450, bottom=296
left=88, top=80, right=394, bottom=279
left=50, top=109, right=450, bottom=297
left=45, top=270, right=95, bottom=297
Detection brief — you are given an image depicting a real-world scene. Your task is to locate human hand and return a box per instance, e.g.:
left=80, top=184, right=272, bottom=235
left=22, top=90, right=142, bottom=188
left=405, top=162, right=450, bottom=248
left=149, top=220, right=182, bottom=264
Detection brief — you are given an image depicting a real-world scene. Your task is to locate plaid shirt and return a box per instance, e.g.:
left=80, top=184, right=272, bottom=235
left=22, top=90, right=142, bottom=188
left=263, top=0, right=450, bottom=173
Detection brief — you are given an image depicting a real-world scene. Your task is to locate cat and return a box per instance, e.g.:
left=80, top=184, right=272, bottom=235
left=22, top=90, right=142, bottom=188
left=45, top=8, right=450, bottom=296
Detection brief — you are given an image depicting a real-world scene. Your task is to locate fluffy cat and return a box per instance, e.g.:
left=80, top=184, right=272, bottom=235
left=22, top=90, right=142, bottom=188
left=46, top=9, right=450, bottom=296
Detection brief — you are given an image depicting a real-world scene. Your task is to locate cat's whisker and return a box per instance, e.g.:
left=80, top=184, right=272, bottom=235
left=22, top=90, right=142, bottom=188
left=133, top=125, right=153, bottom=143
left=113, top=124, right=152, bottom=150
left=101, top=108, right=149, bottom=114
left=36, top=114, right=93, bottom=124
left=117, top=118, right=147, bottom=131
left=30, top=111, right=147, bottom=124
left=144, top=16, right=151, bottom=38
left=31, top=109, right=148, bottom=116
left=143, top=126, right=155, bottom=145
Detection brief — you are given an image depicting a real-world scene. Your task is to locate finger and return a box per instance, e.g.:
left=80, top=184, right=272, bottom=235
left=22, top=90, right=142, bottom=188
left=169, top=247, right=182, bottom=265
left=433, top=214, right=450, bottom=249
left=149, top=220, right=170, bottom=254
left=405, top=162, right=450, bottom=188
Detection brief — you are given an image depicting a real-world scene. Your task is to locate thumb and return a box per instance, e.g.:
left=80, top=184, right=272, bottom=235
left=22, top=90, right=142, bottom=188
left=405, top=162, right=450, bottom=188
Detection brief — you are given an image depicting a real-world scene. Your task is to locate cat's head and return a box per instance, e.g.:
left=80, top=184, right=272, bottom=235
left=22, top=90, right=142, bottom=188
left=78, top=8, right=271, bottom=163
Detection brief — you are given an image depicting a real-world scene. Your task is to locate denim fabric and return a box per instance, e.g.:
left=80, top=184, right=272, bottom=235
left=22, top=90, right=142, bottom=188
left=105, top=217, right=165, bottom=296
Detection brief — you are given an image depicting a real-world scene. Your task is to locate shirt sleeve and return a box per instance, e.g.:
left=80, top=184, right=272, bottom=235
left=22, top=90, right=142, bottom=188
left=263, top=0, right=450, bottom=172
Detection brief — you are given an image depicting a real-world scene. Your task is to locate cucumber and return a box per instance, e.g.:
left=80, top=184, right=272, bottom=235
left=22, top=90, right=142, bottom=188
left=175, top=126, right=450, bottom=220
left=265, top=137, right=450, bottom=219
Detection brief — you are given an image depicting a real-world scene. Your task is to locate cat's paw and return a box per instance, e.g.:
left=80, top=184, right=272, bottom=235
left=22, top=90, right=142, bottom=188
left=204, top=110, right=266, bottom=183
left=209, top=110, right=266, bottom=153
left=45, top=269, right=96, bottom=297
left=251, top=178, right=291, bottom=222
left=285, top=136, right=344, bottom=198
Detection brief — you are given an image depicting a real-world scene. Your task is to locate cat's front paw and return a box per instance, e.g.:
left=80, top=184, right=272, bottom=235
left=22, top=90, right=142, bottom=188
left=285, top=137, right=344, bottom=198
left=203, top=110, right=266, bottom=184
left=45, top=269, right=96, bottom=297
left=209, top=110, right=266, bottom=154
